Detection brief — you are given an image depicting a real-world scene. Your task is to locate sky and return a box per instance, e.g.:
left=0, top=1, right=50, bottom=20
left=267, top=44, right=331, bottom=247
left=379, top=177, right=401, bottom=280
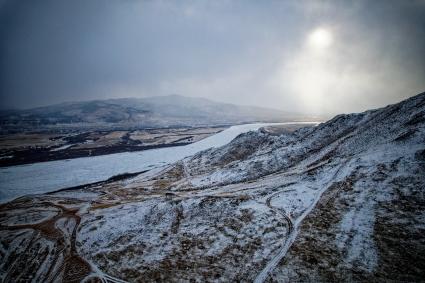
left=0, top=0, right=424, bottom=115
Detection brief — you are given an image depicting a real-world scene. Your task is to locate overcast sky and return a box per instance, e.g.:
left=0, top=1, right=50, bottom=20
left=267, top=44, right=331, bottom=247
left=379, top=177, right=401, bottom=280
left=0, top=0, right=424, bottom=115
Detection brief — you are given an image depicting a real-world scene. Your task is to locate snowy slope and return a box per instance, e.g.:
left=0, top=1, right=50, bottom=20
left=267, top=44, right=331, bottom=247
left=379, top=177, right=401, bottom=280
left=0, top=92, right=424, bottom=282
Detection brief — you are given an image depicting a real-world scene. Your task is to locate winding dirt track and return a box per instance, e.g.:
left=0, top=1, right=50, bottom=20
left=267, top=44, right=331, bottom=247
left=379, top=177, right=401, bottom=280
left=0, top=200, right=128, bottom=283
left=266, top=192, right=294, bottom=233
left=0, top=201, right=92, bottom=282
left=253, top=192, right=294, bottom=283
left=254, top=160, right=350, bottom=283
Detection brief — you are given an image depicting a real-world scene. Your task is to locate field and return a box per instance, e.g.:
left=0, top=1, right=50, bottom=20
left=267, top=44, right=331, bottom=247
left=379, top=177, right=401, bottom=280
left=0, top=126, right=227, bottom=167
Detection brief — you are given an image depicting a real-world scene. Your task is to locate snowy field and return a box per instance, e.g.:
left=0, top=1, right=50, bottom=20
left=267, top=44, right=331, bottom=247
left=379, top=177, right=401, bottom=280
left=0, top=122, right=315, bottom=202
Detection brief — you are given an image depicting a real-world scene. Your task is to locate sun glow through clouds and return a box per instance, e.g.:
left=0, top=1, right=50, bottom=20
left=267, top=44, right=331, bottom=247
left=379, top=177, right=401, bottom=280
left=271, top=26, right=338, bottom=114
left=287, top=27, right=337, bottom=113
left=308, top=28, right=333, bottom=49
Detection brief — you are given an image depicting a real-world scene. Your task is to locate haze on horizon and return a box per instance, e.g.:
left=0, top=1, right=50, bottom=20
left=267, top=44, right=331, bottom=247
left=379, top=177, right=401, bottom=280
left=0, top=0, right=424, bottom=116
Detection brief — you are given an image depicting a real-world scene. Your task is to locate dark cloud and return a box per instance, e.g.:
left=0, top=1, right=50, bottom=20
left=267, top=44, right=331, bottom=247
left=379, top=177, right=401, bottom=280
left=0, top=0, right=424, bottom=115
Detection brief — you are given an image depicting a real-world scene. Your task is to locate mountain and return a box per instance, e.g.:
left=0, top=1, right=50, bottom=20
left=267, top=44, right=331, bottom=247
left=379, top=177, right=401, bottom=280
left=0, top=92, right=424, bottom=282
left=0, top=95, right=305, bottom=132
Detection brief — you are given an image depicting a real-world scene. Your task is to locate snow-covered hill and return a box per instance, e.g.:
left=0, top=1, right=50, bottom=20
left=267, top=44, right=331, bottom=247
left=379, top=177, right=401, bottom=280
left=0, top=95, right=303, bottom=132
left=0, top=92, right=424, bottom=282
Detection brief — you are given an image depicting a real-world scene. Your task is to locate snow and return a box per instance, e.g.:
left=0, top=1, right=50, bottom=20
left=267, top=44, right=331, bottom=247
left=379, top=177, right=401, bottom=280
left=0, top=155, right=13, bottom=160
left=50, top=144, right=74, bottom=151
left=335, top=200, right=378, bottom=271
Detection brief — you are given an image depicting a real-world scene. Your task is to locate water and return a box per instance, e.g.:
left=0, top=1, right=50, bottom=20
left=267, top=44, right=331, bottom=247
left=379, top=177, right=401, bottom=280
left=0, top=122, right=316, bottom=202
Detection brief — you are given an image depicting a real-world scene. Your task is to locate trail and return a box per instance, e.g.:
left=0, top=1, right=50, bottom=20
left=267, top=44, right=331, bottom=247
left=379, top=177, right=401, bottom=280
left=0, top=200, right=128, bottom=283
left=253, top=191, right=294, bottom=283
left=253, top=159, right=350, bottom=283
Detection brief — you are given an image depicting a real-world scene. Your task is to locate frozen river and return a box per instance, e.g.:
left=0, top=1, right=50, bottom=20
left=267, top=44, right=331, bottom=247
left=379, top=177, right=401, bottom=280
left=0, top=122, right=317, bottom=202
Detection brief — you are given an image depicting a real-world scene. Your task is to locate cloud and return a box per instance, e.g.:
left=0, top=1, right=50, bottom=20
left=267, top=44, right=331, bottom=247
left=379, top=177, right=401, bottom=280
left=0, top=0, right=424, bottom=115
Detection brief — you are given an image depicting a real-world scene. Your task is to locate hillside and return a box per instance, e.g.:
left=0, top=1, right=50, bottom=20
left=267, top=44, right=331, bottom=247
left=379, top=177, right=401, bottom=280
left=0, top=95, right=302, bottom=132
left=0, top=92, right=424, bottom=282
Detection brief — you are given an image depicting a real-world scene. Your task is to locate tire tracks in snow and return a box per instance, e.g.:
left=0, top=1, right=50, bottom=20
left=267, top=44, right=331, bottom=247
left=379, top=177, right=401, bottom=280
left=254, top=159, right=351, bottom=283
left=253, top=191, right=294, bottom=283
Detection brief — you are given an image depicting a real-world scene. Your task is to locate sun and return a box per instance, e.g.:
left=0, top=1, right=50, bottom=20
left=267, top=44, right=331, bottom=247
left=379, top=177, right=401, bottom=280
left=308, top=28, right=333, bottom=49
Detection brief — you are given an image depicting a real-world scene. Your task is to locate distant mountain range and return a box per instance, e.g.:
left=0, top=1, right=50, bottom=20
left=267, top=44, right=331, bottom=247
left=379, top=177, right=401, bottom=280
left=0, top=95, right=309, bottom=132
